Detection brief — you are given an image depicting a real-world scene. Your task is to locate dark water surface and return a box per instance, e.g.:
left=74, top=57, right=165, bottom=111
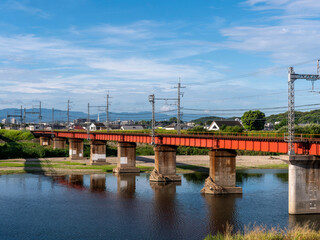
left=0, top=169, right=318, bottom=240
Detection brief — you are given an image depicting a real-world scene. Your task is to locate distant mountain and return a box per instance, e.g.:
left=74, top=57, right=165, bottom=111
left=0, top=108, right=214, bottom=123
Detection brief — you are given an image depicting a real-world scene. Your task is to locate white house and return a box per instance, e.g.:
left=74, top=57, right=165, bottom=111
left=208, top=120, right=243, bottom=131
left=120, top=125, right=144, bottom=130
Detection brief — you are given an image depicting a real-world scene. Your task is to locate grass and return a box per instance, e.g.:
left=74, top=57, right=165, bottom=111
left=205, top=224, right=320, bottom=240
left=237, top=164, right=288, bottom=169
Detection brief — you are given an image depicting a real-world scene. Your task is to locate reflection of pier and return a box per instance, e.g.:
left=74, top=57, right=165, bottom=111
left=90, top=174, right=106, bottom=192
left=52, top=175, right=85, bottom=190
left=150, top=182, right=181, bottom=225
left=114, top=173, right=139, bottom=198
left=289, top=214, right=320, bottom=231
left=203, top=194, right=242, bottom=234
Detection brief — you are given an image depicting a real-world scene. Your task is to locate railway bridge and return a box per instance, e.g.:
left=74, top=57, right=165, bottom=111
left=33, top=130, right=320, bottom=215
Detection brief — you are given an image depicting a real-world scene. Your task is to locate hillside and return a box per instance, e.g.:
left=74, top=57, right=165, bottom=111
left=192, top=116, right=239, bottom=124
left=266, top=109, right=320, bottom=124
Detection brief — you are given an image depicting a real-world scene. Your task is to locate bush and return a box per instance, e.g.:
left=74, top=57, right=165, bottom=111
left=0, top=130, right=34, bottom=141
left=0, top=142, right=68, bottom=159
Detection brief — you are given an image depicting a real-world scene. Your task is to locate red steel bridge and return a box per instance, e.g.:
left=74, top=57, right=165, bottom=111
left=32, top=130, right=320, bottom=155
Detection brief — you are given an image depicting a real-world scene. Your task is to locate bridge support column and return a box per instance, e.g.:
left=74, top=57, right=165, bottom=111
left=201, top=149, right=242, bottom=194
left=53, top=137, right=66, bottom=149
left=40, top=136, right=51, bottom=146
left=289, top=155, right=320, bottom=214
left=69, top=138, right=85, bottom=160
left=90, top=140, right=106, bottom=165
left=150, top=145, right=181, bottom=182
left=113, top=142, right=140, bottom=173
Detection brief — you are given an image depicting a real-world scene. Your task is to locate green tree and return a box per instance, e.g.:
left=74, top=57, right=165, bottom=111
left=241, top=110, right=266, bottom=130
left=169, top=117, right=177, bottom=123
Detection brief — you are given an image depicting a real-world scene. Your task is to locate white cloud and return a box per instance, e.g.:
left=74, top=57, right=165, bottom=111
left=2, top=1, right=49, bottom=18
left=221, top=1, right=320, bottom=64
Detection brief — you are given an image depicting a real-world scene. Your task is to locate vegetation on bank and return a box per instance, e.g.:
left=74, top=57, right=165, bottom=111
left=0, top=129, right=34, bottom=141
left=0, top=142, right=68, bottom=159
left=205, top=224, right=320, bottom=240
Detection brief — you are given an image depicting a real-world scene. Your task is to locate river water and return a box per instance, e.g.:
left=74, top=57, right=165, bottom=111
left=0, top=169, right=319, bottom=240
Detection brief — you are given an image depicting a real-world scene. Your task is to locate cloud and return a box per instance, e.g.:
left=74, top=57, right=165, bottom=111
left=2, top=1, right=49, bottom=18
left=221, top=1, right=320, bottom=64
left=244, top=0, right=320, bottom=18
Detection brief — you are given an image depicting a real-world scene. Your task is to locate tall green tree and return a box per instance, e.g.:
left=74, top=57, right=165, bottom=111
left=241, top=110, right=266, bottom=130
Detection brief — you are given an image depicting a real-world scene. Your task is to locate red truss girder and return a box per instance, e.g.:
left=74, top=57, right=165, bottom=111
left=33, top=131, right=320, bottom=155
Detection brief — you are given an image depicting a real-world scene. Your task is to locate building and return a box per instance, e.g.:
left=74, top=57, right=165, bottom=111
left=120, top=125, right=144, bottom=130
left=90, top=122, right=106, bottom=131
left=208, top=120, right=243, bottom=131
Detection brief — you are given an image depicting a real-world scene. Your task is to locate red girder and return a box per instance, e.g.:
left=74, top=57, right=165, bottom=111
left=33, top=130, right=320, bottom=155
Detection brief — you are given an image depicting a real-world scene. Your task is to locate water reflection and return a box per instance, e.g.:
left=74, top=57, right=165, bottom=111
left=68, top=175, right=84, bottom=189
left=114, top=173, right=139, bottom=198
left=236, top=172, right=263, bottom=184
left=203, top=194, right=242, bottom=234
left=184, top=172, right=208, bottom=183
left=289, top=214, right=320, bottom=230
left=150, top=182, right=181, bottom=225
left=274, top=173, right=288, bottom=183
left=90, top=174, right=106, bottom=192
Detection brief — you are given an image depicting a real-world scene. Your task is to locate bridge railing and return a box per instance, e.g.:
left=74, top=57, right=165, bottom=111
left=34, top=129, right=320, bottom=142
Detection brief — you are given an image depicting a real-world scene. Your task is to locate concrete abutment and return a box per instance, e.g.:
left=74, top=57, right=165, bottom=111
left=201, top=149, right=242, bottom=194
left=113, top=142, right=140, bottom=173
left=150, top=145, right=181, bottom=182
left=289, top=155, right=320, bottom=214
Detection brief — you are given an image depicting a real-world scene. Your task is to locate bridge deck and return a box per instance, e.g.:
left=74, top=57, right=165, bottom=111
left=32, top=131, right=320, bottom=155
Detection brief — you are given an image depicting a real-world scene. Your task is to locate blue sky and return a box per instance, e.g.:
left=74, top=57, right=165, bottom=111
left=1, top=0, right=320, bottom=118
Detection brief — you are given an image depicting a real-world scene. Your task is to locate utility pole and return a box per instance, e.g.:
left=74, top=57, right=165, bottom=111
left=148, top=94, right=155, bottom=145
left=39, top=101, right=42, bottom=124
left=105, top=92, right=111, bottom=132
left=174, top=78, right=185, bottom=135
left=20, top=106, right=23, bottom=128
left=67, top=99, right=70, bottom=126
left=287, top=60, right=320, bottom=155
left=23, top=108, right=26, bottom=125
left=87, top=103, right=90, bottom=140
left=52, top=108, right=54, bottom=123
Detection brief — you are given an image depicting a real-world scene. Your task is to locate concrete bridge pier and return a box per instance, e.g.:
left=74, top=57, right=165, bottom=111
left=90, top=140, right=106, bottom=165
left=40, top=136, right=51, bottom=146
left=289, top=155, right=320, bottom=214
left=69, top=138, right=85, bottom=160
left=201, top=149, right=242, bottom=194
left=113, top=142, right=140, bottom=173
left=53, top=137, right=66, bottom=149
left=150, top=145, right=181, bottom=182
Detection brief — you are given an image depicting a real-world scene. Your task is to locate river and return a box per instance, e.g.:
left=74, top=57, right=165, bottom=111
left=0, top=169, right=318, bottom=239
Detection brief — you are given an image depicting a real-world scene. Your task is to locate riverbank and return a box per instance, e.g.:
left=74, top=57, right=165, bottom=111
left=0, top=155, right=287, bottom=175
left=205, top=224, right=320, bottom=240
